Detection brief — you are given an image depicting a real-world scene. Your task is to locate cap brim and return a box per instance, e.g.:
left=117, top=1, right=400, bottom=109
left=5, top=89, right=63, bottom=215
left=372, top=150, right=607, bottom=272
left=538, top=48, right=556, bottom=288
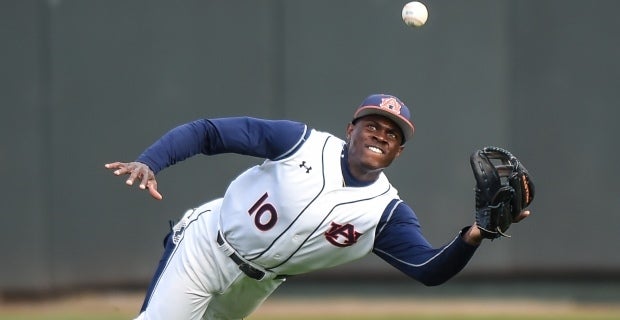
left=353, top=106, right=415, bottom=142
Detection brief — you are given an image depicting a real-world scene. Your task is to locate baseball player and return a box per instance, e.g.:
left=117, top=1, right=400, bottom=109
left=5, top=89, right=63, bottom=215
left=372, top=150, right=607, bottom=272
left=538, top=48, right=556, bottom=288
left=105, top=94, right=532, bottom=320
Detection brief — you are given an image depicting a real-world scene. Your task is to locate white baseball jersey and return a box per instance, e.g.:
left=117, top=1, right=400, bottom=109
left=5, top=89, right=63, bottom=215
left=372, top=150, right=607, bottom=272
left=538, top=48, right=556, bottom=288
left=219, top=129, right=399, bottom=275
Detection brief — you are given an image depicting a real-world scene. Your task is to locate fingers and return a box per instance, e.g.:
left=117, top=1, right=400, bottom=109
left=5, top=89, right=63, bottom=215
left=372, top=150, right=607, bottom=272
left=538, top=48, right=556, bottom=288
left=105, top=161, right=163, bottom=200
left=147, top=181, right=163, bottom=200
left=514, top=210, right=531, bottom=222
left=114, top=162, right=147, bottom=186
left=104, top=162, right=122, bottom=169
left=105, top=162, right=130, bottom=176
left=138, top=168, right=151, bottom=189
left=126, top=165, right=142, bottom=186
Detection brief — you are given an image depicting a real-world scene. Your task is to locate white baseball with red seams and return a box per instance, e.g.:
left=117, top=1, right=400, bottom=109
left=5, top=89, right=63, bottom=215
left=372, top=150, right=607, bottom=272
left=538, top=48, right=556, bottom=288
left=402, top=1, right=428, bottom=27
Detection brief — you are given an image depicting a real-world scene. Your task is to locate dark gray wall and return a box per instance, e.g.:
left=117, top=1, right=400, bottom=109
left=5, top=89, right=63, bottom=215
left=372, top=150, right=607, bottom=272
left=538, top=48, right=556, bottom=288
left=2, top=0, right=619, bottom=292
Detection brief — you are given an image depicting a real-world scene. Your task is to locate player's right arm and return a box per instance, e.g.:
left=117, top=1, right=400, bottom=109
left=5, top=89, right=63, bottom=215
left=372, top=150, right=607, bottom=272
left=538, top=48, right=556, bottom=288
left=105, top=117, right=308, bottom=199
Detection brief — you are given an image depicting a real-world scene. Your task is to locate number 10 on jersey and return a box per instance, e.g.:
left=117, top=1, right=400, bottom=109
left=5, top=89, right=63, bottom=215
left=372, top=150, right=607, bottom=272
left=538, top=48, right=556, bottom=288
left=248, top=192, right=278, bottom=231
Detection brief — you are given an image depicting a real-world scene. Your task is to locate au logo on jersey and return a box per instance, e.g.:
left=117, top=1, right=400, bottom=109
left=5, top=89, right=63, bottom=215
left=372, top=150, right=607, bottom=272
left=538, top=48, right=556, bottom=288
left=324, top=222, right=362, bottom=247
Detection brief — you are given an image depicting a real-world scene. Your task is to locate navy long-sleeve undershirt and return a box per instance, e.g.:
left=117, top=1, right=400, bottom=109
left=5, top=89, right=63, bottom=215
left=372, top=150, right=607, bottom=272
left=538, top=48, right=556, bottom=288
left=136, top=117, right=478, bottom=286
left=136, top=117, right=307, bottom=173
left=374, top=199, right=477, bottom=286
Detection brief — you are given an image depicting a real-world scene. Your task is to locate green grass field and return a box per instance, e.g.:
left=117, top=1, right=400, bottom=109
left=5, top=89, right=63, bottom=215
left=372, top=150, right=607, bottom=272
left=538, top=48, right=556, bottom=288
left=2, top=296, right=620, bottom=320
left=2, top=315, right=620, bottom=320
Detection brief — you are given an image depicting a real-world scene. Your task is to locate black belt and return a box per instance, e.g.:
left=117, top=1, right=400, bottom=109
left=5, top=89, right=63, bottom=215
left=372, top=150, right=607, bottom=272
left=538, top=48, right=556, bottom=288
left=216, top=232, right=267, bottom=280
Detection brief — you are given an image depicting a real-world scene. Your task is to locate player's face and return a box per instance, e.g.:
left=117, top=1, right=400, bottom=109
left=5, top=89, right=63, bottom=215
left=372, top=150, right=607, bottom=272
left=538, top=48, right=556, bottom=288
left=345, top=115, right=405, bottom=181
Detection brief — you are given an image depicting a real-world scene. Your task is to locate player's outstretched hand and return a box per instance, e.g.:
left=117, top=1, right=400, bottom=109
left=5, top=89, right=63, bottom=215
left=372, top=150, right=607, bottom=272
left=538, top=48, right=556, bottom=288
left=104, top=161, right=163, bottom=200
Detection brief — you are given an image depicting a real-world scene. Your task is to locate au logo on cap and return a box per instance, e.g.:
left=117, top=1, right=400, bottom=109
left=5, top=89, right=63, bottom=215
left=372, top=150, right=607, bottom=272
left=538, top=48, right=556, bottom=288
left=379, top=97, right=403, bottom=115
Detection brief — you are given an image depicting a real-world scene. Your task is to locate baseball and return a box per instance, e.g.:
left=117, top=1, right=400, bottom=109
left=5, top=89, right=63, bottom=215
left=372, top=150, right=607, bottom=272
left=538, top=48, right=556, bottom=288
left=402, top=1, right=428, bottom=27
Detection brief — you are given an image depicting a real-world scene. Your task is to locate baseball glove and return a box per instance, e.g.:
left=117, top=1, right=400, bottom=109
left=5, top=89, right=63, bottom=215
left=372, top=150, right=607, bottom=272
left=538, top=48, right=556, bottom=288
left=470, top=146, right=535, bottom=239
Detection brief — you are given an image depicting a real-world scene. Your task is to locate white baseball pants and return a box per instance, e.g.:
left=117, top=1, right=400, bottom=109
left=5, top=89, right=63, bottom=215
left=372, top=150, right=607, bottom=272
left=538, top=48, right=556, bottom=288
left=134, top=199, right=285, bottom=320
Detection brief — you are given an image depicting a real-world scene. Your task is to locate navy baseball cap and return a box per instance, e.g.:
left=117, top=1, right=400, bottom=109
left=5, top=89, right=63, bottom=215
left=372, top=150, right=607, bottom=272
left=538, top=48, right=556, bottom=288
left=352, top=94, right=415, bottom=143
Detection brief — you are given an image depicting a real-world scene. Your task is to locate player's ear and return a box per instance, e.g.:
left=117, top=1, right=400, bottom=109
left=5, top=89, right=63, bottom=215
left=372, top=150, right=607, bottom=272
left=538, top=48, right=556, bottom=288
left=395, top=145, right=405, bottom=158
left=345, top=123, right=354, bottom=141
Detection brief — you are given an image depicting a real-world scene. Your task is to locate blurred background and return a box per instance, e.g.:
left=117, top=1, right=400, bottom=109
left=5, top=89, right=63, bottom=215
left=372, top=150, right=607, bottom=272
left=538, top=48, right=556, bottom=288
left=1, top=0, right=619, bottom=305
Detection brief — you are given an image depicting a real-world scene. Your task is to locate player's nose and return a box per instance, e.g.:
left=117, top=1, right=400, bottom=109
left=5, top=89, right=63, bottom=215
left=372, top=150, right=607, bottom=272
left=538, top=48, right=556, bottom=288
left=372, top=129, right=389, bottom=143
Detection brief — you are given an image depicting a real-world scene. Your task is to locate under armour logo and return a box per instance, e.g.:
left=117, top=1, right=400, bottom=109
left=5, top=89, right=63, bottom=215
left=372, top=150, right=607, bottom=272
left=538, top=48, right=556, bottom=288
left=299, top=161, right=312, bottom=173
left=325, top=222, right=362, bottom=247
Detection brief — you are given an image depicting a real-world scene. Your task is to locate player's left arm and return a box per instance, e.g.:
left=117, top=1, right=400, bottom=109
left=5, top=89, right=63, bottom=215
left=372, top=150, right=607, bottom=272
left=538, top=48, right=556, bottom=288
left=373, top=200, right=479, bottom=286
